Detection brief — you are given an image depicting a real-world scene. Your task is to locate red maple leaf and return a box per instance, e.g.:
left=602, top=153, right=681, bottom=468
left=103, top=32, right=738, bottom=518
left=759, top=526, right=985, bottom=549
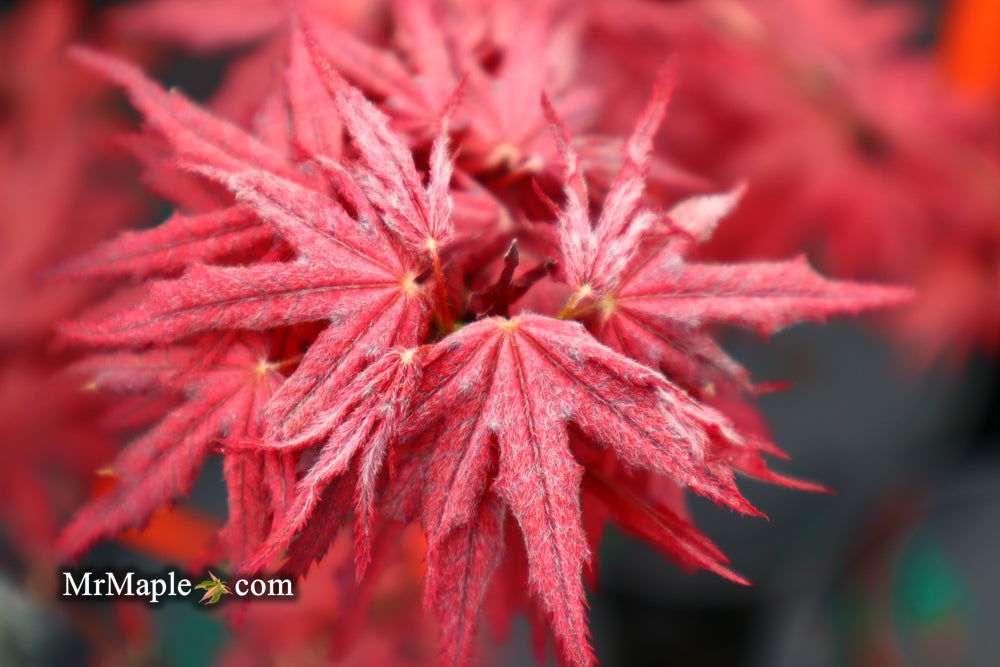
left=546, top=81, right=913, bottom=400
left=53, top=12, right=916, bottom=667
left=62, top=163, right=432, bottom=437
left=248, top=347, right=423, bottom=579
left=58, top=335, right=290, bottom=563
left=394, top=313, right=761, bottom=665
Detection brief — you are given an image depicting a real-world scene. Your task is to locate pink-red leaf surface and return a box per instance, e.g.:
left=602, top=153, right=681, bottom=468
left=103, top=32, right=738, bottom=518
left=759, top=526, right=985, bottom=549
left=58, top=336, right=283, bottom=560
left=400, top=313, right=760, bottom=666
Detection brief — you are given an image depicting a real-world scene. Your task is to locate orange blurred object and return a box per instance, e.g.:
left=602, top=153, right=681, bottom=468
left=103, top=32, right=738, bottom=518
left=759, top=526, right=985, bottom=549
left=91, top=474, right=218, bottom=564
left=941, top=0, right=1000, bottom=98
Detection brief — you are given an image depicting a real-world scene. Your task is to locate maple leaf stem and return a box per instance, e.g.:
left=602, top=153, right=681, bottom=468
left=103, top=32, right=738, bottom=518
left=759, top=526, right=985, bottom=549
left=431, top=248, right=455, bottom=332
left=273, top=354, right=303, bottom=370
left=557, top=287, right=591, bottom=320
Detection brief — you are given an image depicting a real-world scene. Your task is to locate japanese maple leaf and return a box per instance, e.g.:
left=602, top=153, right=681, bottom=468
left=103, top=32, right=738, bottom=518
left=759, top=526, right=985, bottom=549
left=51, top=7, right=926, bottom=667
left=546, top=82, right=914, bottom=399
left=545, top=70, right=673, bottom=301
left=396, top=313, right=759, bottom=666
left=61, top=164, right=431, bottom=440
left=296, top=20, right=457, bottom=253
left=58, top=335, right=286, bottom=561
left=62, top=31, right=480, bottom=440
left=588, top=188, right=914, bottom=397
left=248, top=347, right=423, bottom=579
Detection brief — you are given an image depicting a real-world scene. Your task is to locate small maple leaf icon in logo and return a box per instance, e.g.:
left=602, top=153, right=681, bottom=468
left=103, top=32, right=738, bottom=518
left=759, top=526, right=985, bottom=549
left=194, top=572, right=231, bottom=605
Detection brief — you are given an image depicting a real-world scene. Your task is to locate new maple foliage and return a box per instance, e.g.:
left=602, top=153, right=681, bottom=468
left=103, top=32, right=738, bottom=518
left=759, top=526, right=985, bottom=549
left=59, top=334, right=293, bottom=567
left=56, top=8, right=913, bottom=667
left=109, top=0, right=1000, bottom=362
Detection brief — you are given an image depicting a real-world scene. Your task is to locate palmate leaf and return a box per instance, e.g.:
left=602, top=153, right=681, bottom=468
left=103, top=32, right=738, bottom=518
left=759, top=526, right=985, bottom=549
left=548, top=99, right=914, bottom=397
left=58, top=335, right=283, bottom=560
left=298, top=19, right=457, bottom=251
left=248, top=347, right=423, bottom=579
left=62, top=37, right=453, bottom=440
left=546, top=70, right=673, bottom=298
left=62, top=164, right=431, bottom=435
left=591, top=212, right=914, bottom=396
left=398, top=313, right=760, bottom=666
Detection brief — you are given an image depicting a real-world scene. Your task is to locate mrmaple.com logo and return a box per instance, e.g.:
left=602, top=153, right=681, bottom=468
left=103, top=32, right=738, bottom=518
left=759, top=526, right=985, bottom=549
left=60, top=569, right=293, bottom=605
